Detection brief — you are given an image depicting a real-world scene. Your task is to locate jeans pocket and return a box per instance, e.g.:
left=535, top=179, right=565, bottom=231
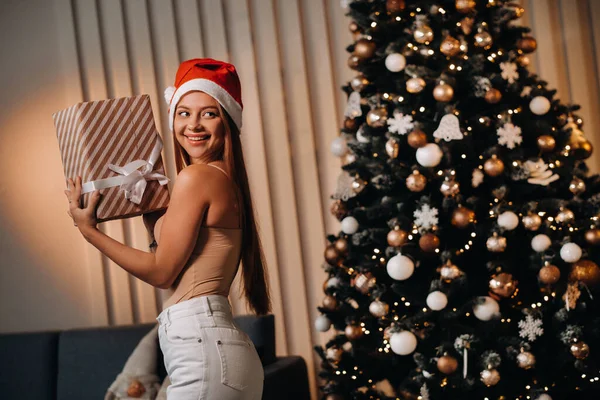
left=163, top=319, right=201, bottom=345
left=215, top=338, right=254, bottom=391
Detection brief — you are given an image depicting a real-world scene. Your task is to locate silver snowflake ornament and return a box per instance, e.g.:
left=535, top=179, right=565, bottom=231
left=518, top=315, right=544, bottom=342
left=500, top=61, right=519, bottom=84
left=497, top=123, right=523, bottom=149
left=414, top=204, right=439, bottom=231
left=345, top=91, right=362, bottom=118
left=387, top=111, right=414, bottom=135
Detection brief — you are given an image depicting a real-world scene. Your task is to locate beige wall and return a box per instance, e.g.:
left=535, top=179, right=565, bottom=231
left=0, top=0, right=598, bottom=398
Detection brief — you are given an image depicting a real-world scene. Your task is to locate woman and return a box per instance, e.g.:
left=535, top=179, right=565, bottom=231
left=65, top=58, right=270, bottom=399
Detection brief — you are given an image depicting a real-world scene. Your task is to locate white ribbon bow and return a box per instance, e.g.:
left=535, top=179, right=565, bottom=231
left=81, top=136, right=169, bottom=204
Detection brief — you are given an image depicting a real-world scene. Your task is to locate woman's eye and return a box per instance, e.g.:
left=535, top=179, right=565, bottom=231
left=203, top=111, right=217, bottom=118
left=178, top=111, right=190, bottom=117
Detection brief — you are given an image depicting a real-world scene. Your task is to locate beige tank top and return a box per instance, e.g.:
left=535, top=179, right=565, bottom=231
left=154, top=164, right=242, bottom=309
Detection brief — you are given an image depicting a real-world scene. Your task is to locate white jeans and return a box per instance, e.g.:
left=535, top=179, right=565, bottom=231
left=156, top=295, right=264, bottom=399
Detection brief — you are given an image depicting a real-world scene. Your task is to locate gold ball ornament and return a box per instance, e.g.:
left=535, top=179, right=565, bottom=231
left=439, top=262, right=464, bottom=282
left=343, top=117, right=359, bottom=132
left=517, top=55, right=530, bottom=67
left=452, top=206, right=476, bottom=228
left=522, top=213, right=542, bottom=231
left=489, top=272, right=518, bottom=298
left=369, top=300, right=389, bottom=317
left=353, top=38, right=376, bottom=61
left=419, top=233, right=440, bottom=253
left=325, top=395, right=344, bottom=400
left=386, top=0, right=405, bottom=13
left=414, top=24, right=434, bottom=44
left=539, top=264, right=561, bottom=285
left=484, top=155, right=505, bottom=177
left=323, top=295, right=339, bottom=311
left=385, top=138, right=400, bottom=158
left=440, top=177, right=460, bottom=196
left=407, top=129, right=428, bottom=148
left=350, top=75, right=370, bottom=92
left=127, top=379, right=146, bottom=397
left=486, top=234, right=507, bottom=253
left=474, top=30, right=493, bottom=49
left=330, top=200, right=348, bottom=220
left=569, top=177, right=586, bottom=196
left=569, top=260, right=600, bottom=287
left=349, top=21, right=360, bottom=34
left=433, top=83, right=454, bottom=102
left=366, top=107, right=388, bottom=128
left=406, top=171, right=427, bottom=192
left=352, top=177, right=368, bottom=194
left=406, top=77, right=426, bottom=93
left=440, top=35, right=461, bottom=57
left=480, top=369, right=501, bottom=386
left=437, top=355, right=459, bottom=374
left=556, top=208, right=575, bottom=224
left=335, top=238, right=349, bottom=255
left=325, top=245, right=342, bottom=265
left=537, top=135, right=556, bottom=152
left=347, top=54, right=361, bottom=70
left=570, top=341, right=590, bottom=359
left=456, top=0, right=476, bottom=13
left=345, top=324, right=364, bottom=340
left=353, top=272, right=376, bottom=294
left=325, top=346, right=343, bottom=363
left=485, top=88, right=502, bottom=104
left=387, top=228, right=408, bottom=247
left=517, top=351, right=536, bottom=369
left=518, top=36, right=537, bottom=53
left=585, top=229, right=600, bottom=245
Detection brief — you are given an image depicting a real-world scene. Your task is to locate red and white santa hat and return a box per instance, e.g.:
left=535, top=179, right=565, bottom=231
left=164, top=58, right=243, bottom=131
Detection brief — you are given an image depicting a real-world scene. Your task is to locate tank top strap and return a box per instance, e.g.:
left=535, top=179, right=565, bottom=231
left=207, top=163, right=229, bottom=179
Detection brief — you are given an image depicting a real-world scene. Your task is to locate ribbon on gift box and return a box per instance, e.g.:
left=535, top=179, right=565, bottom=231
left=81, top=136, right=169, bottom=204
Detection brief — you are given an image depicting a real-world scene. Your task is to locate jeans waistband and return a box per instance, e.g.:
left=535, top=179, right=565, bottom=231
left=156, top=295, right=232, bottom=325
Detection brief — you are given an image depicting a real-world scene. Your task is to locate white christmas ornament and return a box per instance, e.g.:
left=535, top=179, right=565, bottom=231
left=500, top=61, right=519, bottom=84
left=387, top=111, right=414, bottom=135
left=416, top=143, right=443, bottom=167
left=315, top=315, right=332, bottom=332
left=386, top=254, right=415, bottom=281
left=473, top=296, right=500, bottom=321
left=518, top=314, right=544, bottom=342
left=356, top=127, right=369, bottom=143
left=390, top=331, right=418, bottom=355
left=413, top=204, right=439, bottom=231
left=345, top=91, right=362, bottom=118
left=426, top=291, right=448, bottom=311
left=326, top=277, right=341, bottom=288
left=385, top=53, right=406, bottom=72
left=433, top=114, right=463, bottom=142
left=525, top=159, right=559, bottom=186
left=537, top=395, right=552, bottom=400
left=530, top=96, right=551, bottom=115
left=369, top=300, right=389, bottom=317
left=497, top=123, right=523, bottom=149
left=497, top=211, right=519, bottom=230
left=560, top=242, right=582, bottom=263
left=341, top=216, right=359, bottom=234
left=531, top=234, right=551, bottom=252
left=330, top=137, right=348, bottom=157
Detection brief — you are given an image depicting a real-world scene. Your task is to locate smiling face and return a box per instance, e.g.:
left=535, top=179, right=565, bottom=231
left=173, top=91, right=225, bottom=165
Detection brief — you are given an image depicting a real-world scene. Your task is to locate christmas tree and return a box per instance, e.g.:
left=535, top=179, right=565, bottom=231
left=315, top=1, right=600, bottom=399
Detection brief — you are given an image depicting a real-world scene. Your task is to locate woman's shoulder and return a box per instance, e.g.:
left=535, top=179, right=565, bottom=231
left=174, top=164, right=230, bottom=192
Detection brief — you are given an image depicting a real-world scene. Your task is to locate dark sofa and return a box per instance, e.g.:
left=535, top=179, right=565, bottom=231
left=0, top=314, right=310, bottom=400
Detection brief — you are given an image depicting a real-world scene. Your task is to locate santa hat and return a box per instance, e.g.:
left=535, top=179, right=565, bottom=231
left=164, top=58, right=243, bottom=131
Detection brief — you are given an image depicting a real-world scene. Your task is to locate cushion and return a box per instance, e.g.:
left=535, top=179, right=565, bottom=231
left=234, top=314, right=276, bottom=366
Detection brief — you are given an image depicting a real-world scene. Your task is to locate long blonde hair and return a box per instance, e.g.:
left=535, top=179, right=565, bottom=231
left=173, top=104, right=271, bottom=315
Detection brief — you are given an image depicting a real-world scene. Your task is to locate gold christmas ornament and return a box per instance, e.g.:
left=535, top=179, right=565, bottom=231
left=569, top=260, right=600, bottom=286
left=345, top=324, right=364, bottom=340
left=569, top=177, right=586, bottom=196
left=350, top=75, right=370, bottom=92
left=474, top=30, right=493, bottom=49
left=419, top=233, right=440, bottom=253
left=325, top=395, right=344, bottom=400
left=486, top=234, right=507, bottom=253
left=485, top=88, right=502, bottom=104
left=480, top=369, right=501, bottom=386
left=353, top=38, right=376, bottom=60
left=437, top=355, right=459, bottom=374
left=539, top=264, right=561, bottom=285
left=330, top=200, right=348, bottom=220
left=325, top=244, right=342, bottom=265
left=585, top=228, right=600, bottom=245
left=518, top=36, right=537, bottom=53
left=452, top=206, right=476, bottom=228
left=407, top=129, right=428, bottom=148
left=385, top=138, right=400, bottom=158
left=323, top=295, right=338, bottom=310
left=556, top=208, right=575, bottom=224
left=433, top=83, right=454, bottom=102
left=387, top=228, right=408, bottom=247
left=489, top=272, right=518, bottom=298
left=516, top=351, right=536, bottom=369
left=537, top=135, right=556, bottom=152
left=353, top=272, right=376, bottom=294
left=369, top=300, right=389, bottom=317
left=406, top=170, right=427, bottom=192
left=484, top=155, right=505, bottom=177
left=440, top=35, right=461, bottom=57
left=440, top=177, right=460, bottom=196
left=352, top=177, right=368, bottom=194
left=366, top=107, right=388, bottom=128
left=522, top=213, right=542, bottom=231
left=414, top=24, right=434, bottom=44
left=406, top=77, right=426, bottom=93
left=335, top=238, right=349, bottom=255
left=325, top=346, right=343, bottom=363
left=438, top=261, right=464, bottom=282
left=570, top=341, right=590, bottom=360
left=348, top=54, right=361, bottom=70
left=343, top=117, right=359, bottom=132
left=456, top=0, right=476, bottom=13
left=460, top=16, right=475, bottom=35
left=517, top=55, right=530, bottom=67
left=349, top=21, right=361, bottom=34
left=386, top=0, right=406, bottom=13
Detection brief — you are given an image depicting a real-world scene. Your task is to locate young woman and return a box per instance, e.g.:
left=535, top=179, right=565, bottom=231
left=65, top=58, right=271, bottom=399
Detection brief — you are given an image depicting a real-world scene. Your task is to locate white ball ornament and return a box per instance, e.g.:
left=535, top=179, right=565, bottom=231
left=386, top=254, right=415, bottom=280
left=315, top=315, right=332, bottom=332
left=537, top=395, right=552, bottom=400
left=473, top=296, right=500, bottom=321
left=385, top=53, right=406, bottom=72
left=560, top=242, right=582, bottom=263
left=390, top=331, right=418, bottom=355
left=416, top=143, right=443, bottom=167
left=326, top=277, right=341, bottom=288
left=530, top=96, right=551, bottom=115
left=531, top=234, right=552, bottom=252
left=341, top=216, right=359, bottom=234
left=426, top=291, right=448, bottom=311
left=497, top=211, right=519, bottom=230
left=330, top=137, right=348, bottom=157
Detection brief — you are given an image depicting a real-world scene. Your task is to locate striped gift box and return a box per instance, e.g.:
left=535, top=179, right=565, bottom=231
left=53, top=95, right=170, bottom=222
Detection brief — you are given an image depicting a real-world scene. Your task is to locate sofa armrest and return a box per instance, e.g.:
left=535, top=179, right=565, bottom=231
left=262, top=356, right=310, bottom=400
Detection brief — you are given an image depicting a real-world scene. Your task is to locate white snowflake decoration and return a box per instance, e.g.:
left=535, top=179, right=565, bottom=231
left=500, top=62, right=519, bottom=84
left=472, top=169, right=484, bottom=188
left=525, top=159, right=559, bottom=186
left=387, top=111, right=414, bottom=135
left=497, top=123, right=523, bottom=149
left=474, top=76, right=492, bottom=97
left=433, top=114, right=464, bottom=141
left=521, top=86, right=532, bottom=97
left=414, top=204, right=439, bottom=231
left=420, top=384, right=430, bottom=400
left=345, top=91, right=362, bottom=118
left=518, top=315, right=544, bottom=342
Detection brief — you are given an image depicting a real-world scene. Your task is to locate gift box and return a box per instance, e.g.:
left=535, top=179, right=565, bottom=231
left=53, top=95, right=170, bottom=222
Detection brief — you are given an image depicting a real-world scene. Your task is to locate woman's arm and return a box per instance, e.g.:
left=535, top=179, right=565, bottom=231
left=66, top=165, right=217, bottom=288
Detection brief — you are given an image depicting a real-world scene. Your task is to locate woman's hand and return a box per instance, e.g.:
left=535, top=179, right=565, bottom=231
left=64, top=176, right=101, bottom=235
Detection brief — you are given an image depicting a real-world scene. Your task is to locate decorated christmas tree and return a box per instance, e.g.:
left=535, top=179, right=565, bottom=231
left=315, top=1, right=600, bottom=399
